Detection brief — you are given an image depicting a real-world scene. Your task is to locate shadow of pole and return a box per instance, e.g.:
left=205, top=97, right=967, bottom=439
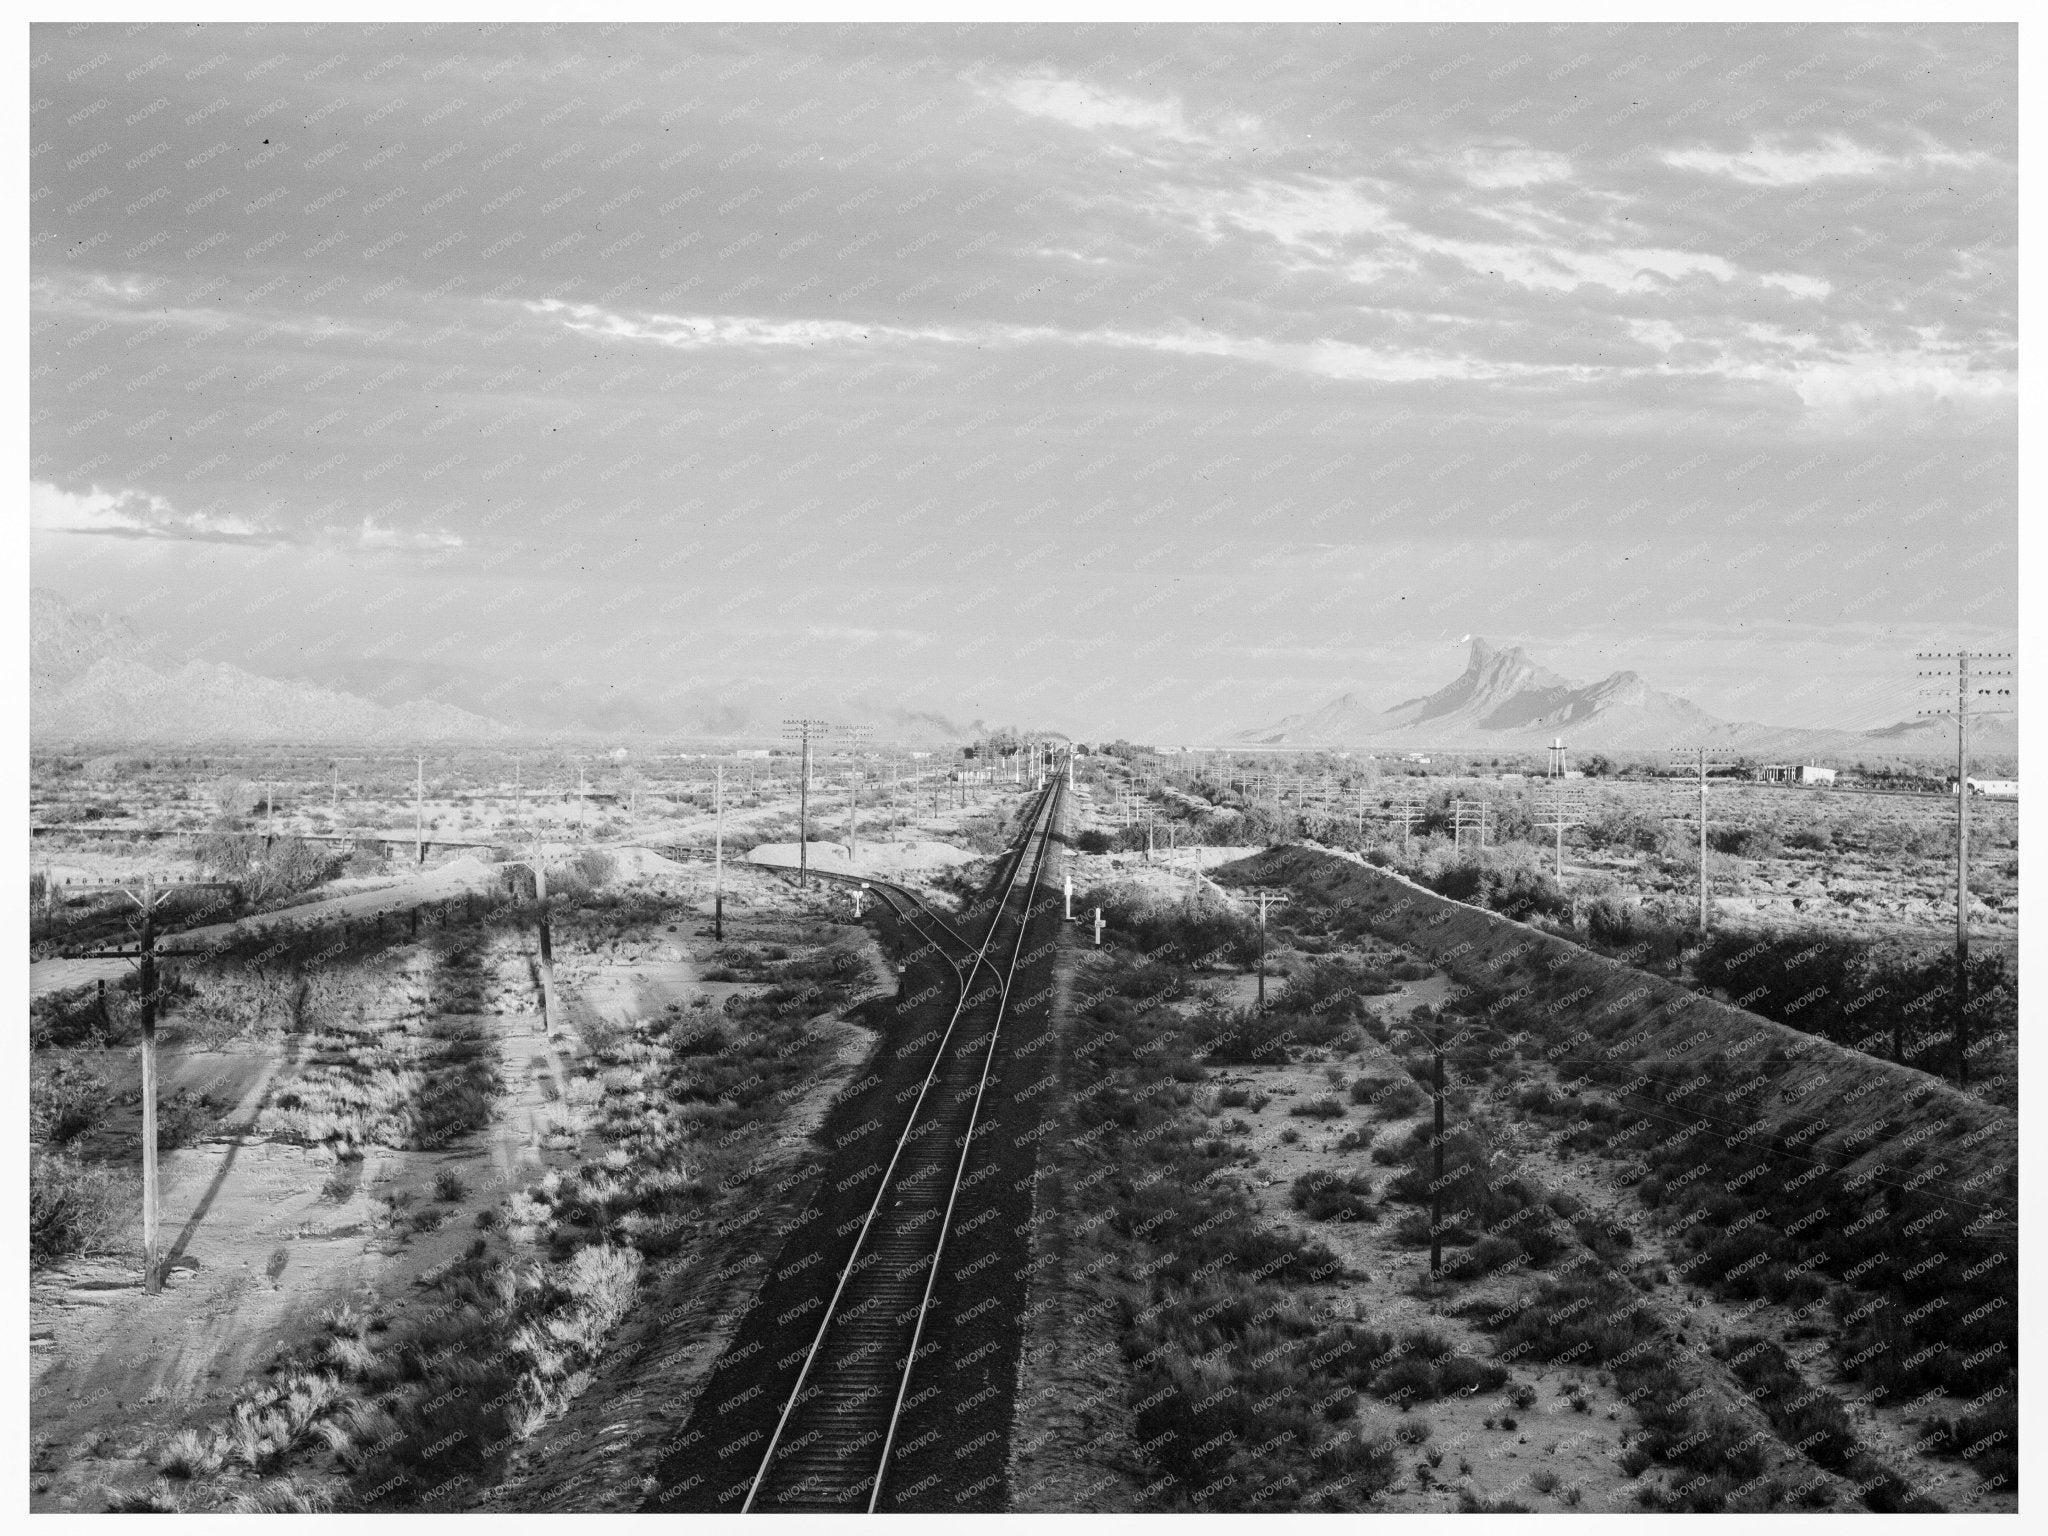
left=162, top=1029, right=308, bottom=1271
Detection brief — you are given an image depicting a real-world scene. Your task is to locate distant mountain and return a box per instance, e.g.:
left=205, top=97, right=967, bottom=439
left=1234, top=637, right=2016, bottom=757
left=31, top=586, right=157, bottom=684
left=30, top=589, right=979, bottom=746
left=31, top=589, right=508, bottom=744
left=273, top=656, right=974, bottom=741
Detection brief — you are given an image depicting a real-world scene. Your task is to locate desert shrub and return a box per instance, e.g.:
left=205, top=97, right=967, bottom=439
left=1929, top=1387, right=2017, bottom=1493
left=31, top=1151, right=133, bottom=1268
left=1708, top=825, right=1783, bottom=859
left=1415, top=853, right=1571, bottom=923
left=1202, top=1007, right=1293, bottom=1066
left=1368, top=1330, right=1506, bottom=1405
left=1443, top=1234, right=1522, bottom=1280
left=1078, top=883, right=1259, bottom=971
left=157, top=1090, right=224, bottom=1149
left=1291, top=1169, right=1376, bottom=1222
left=249, top=836, right=338, bottom=904
left=31, top=1056, right=110, bottom=1144
left=1352, top=1075, right=1424, bottom=1117
left=1289, top=1096, right=1345, bottom=1120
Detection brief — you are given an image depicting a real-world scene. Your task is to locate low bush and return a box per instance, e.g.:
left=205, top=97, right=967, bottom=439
left=1351, top=1076, right=1424, bottom=1117
left=157, top=1090, right=224, bottom=1149
left=31, top=1151, right=132, bottom=1268
left=1289, top=1096, right=1345, bottom=1120
left=31, top=1057, right=110, bottom=1144
left=1291, top=1169, right=1376, bottom=1222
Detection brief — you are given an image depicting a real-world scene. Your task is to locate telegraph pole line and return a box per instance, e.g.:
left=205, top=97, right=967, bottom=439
left=713, top=762, right=726, bottom=941
left=414, top=756, right=425, bottom=867
left=1916, top=649, right=2014, bottom=1087
left=782, top=718, right=829, bottom=887
left=1669, top=745, right=1735, bottom=934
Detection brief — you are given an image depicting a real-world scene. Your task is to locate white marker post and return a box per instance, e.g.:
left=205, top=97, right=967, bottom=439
left=1093, top=906, right=1104, bottom=947
left=1064, top=873, right=1074, bottom=921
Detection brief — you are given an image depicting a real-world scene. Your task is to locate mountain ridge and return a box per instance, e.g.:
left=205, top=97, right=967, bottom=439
left=29, top=589, right=982, bottom=745
left=1234, top=638, right=2014, bottom=755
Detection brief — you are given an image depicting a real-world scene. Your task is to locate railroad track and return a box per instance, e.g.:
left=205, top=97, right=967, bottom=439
left=784, top=868, right=980, bottom=982
left=734, top=774, right=1064, bottom=1512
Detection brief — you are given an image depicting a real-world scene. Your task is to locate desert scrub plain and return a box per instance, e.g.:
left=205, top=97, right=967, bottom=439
left=1007, top=868, right=2014, bottom=1513
left=1106, top=759, right=2020, bottom=1110
left=28, top=847, right=891, bottom=1514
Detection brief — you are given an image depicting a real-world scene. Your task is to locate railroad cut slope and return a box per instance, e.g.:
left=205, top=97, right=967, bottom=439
left=1219, top=846, right=2015, bottom=1422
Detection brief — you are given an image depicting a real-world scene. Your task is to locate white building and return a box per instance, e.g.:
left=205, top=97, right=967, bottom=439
left=1961, top=777, right=2019, bottom=799
left=1755, top=764, right=1836, bottom=785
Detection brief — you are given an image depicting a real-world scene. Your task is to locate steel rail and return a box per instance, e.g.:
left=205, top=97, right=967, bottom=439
left=790, top=866, right=980, bottom=977
left=739, top=777, right=1060, bottom=1513
left=864, top=773, right=1061, bottom=1510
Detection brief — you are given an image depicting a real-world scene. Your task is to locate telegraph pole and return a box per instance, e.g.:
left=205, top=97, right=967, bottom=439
left=414, top=756, right=425, bottom=867
left=1538, top=741, right=1584, bottom=882
left=1249, top=887, right=1291, bottom=1009
left=783, top=718, right=829, bottom=886
left=1452, top=798, right=1489, bottom=852
left=713, top=762, right=726, bottom=941
left=1430, top=1012, right=1445, bottom=1282
left=1916, top=650, right=2014, bottom=1086
left=1669, top=746, right=1735, bottom=934
left=121, top=879, right=175, bottom=1294
left=839, top=724, right=874, bottom=863
left=331, top=762, right=339, bottom=815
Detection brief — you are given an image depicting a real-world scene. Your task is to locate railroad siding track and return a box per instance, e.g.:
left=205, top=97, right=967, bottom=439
left=646, top=779, right=1067, bottom=1514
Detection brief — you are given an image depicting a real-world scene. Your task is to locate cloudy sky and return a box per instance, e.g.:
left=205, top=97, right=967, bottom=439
left=30, top=22, right=2016, bottom=740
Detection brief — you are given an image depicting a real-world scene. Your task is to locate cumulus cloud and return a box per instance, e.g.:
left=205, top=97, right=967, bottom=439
left=355, top=518, right=465, bottom=550
left=525, top=297, right=1575, bottom=385
left=982, top=71, right=1227, bottom=145
left=30, top=481, right=272, bottom=542
left=1660, top=134, right=1926, bottom=185
left=1455, top=146, right=1574, bottom=188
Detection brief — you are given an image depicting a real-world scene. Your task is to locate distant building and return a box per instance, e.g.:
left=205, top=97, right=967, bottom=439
left=1955, top=777, right=2019, bottom=799
left=734, top=749, right=770, bottom=759
left=1755, top=764, right=1835, bottom=785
